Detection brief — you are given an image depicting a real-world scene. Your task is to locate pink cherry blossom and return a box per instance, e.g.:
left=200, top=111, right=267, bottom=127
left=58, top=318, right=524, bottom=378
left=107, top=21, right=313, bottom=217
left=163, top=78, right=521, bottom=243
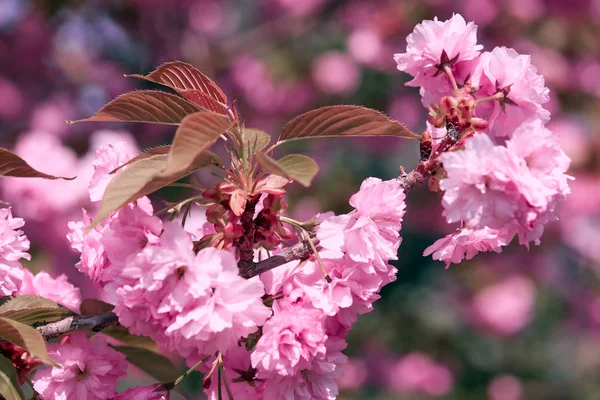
left=312, top=51, right=360, bottom=95
left=32, top=332, right=128, bottom=400
left=18, top=269, right=81, bottom=312
left=394, top=14, right=483, bottom=93
left=251, top=299, right=328, bottom=376
left=0, top=207, right=30, bottom=296
left=349, top=177, right=406, bottom=235
left=471, top=47, right=550, bottom=137
left=88, top=142, right=135, bottom=203
left=423, top=227, right=507, bottom=268
left=116, top=384, right=169, bottom=400
left=114, top=223, right=270, bottom=357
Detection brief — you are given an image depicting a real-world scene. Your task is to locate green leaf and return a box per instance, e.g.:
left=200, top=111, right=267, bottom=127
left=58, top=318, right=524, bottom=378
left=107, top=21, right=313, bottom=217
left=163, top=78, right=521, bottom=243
left=102, top=326, right=159, bottom=352
left=243, top=128, right=271, bottom=156
left=0, top=317, right=58, bottom=366
left=0, top=148, right=75, bottom=180
left=0, top=355, right=24, bottom=400
left=111, top=345, right=180, bottom=382
left=68, top=90, right=203, bottom=125
left=0, top=296, right=74, bottom=325
left=89, top=151, right=221, bottom=229
left=79, top=299, right=115, bottom=316
left=127, top=61, right=227, bottom=104
left=255, top=153, right=319, bottom=187
left=277, top=105, right=420, bottom=143
left=162, top=112, right=232, bottom=177
left=109, top=145, right=172, bottom=174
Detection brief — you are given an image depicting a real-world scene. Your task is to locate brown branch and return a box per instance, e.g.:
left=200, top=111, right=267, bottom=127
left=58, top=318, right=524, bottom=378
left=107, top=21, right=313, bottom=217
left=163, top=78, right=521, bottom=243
left=239, top=239, right=316, bottom=279
left=36, top=312, right=119, bottom=340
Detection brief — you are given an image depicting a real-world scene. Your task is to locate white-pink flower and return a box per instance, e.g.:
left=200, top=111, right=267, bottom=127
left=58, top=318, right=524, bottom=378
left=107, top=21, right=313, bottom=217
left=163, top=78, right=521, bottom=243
left=394, top=14, right=483, bottom=92
left=18, top=270, right=81, bottom=312
left=32, top=332, right=127, bottom=400
left=0, top=207, right=30, bottom=296
left=116, top=384, right=169, bottom=400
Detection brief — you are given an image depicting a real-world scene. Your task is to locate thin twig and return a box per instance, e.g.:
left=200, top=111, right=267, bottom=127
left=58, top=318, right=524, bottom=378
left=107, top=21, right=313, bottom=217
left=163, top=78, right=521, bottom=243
left=35, top=312, right=119, bottom=341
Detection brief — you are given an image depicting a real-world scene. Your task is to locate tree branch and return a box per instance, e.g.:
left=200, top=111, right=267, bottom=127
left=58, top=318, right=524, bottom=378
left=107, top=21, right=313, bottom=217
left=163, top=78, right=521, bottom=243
left=36, top=312, right=119, bottom=340
left=239, top=239, right=316, bottom=279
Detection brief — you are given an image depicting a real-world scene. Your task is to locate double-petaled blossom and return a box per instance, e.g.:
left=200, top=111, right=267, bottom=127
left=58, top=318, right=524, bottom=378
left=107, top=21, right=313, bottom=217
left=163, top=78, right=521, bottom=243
left=114, top=223, right=270, bottom=357
left=471, top=47, right=550, bottom=137
left=67, top=144, right=162, bottom=287
left=18, top=270, right=81, bottom=312
left=116, top=384, right=170, bottom=400
left=32, top=332, right=127, bottom=400
left=394, top=14, right=483, bottom=93
left=0, top=207, right=29, bottom=296
left=426, top=119, right=571, bottom=266
left=251, top=297, right=328, bottom=376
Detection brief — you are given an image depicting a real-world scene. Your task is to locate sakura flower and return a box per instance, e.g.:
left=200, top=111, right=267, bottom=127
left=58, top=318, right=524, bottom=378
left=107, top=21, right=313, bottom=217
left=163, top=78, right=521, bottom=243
left=32, top=332, right=128, bottom=400
left=251, top=299, right=328, bottom=376
left=261, top=337, right=347, bottom=400
left=116, top=384, right=170, bottom=400
left=67, top=210, right=109, bottom=285
left=349, top=177, right=406, bottom=236
left=88, top=141, right=136, bottom=202
left=114, top=223, right=270, bottom=357
left=394, top=14, right=483, bottom=93
left=440, top=132, right=549, bottom=230
left=423, top=227, right=507, bottom=268
left=18, top=269, right=81, bottom=312
left=472, top=47, right=550, bottom=137
left=0, top=207, right=30, bottom=296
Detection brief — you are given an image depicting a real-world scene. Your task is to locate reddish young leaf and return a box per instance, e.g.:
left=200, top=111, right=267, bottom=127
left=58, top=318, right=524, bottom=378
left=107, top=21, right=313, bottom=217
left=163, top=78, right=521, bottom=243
left=0, top=148, right=75, bottom=180
left=127, top=61, right=227, bottom=105
left=79, top=299, right=115, bottom=316
left=163, top=112, right=232, bottom=177
left=179, top=89, right=229, bottom=115
left=0, top=296, right=73, bottom=325
left=278, top=105, right=420, bottom=143
left=255, top=153, right=319, bottom=187
left=68, top=90, right=202, bottom=125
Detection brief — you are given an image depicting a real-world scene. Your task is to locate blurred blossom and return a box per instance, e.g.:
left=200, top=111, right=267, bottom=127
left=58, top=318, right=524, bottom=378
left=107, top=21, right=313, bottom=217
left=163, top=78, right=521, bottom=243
left=189, top=0, right=225, bottom=36
left=488, top=375, right=523, bottom=400
left=348, top=29, right=384, bottom=65
left=549, top=117, right=592, bottom=168
left=388, top=95, right=425, bottom=133
left=336, top=358, right=367, bottom=390
left=574, top=59, right=600, bottom=98
left=0, top=0, right=29, bottom=29
left=270, top=0, right=327, bottom=16
left=312, top=52, right=360, bottom=95
left=29, top=97, right=74, bottom=138
left=559, top=175, right=600, bottom=263
left=0, top=76, right=24, bottom=118
left=461, top=0, right=498, bottom=26
left=471, top=276, right=536, bottom=335
left=387, top=352, right=454, bottom=397
left=507, top=0, right=544, bottom=21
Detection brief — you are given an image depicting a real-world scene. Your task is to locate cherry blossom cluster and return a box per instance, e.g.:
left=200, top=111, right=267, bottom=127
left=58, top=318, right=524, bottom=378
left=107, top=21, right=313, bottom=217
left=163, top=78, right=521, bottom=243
left=0, top=13, right=573, bottom=400
left=394, top=14, right=571, bottom=267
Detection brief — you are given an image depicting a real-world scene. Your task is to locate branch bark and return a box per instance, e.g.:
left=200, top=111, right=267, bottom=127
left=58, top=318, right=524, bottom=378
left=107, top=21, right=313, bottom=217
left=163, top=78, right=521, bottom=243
left=36, top=312, right=119, bottom=340
left=239, top=239, right=316, bottom=279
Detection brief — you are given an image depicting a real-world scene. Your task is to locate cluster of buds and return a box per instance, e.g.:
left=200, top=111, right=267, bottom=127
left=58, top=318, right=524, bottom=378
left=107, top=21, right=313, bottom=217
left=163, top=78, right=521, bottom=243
left=200, top=181, right=295, bottom=252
